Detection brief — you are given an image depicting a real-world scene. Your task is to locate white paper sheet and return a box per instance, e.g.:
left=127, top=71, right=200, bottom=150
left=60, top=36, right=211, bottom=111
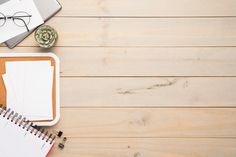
left=2, top=74, right=20, bottom=112
left=3, top=61, right=53, bottom=121
left=23, top=66, right=54, bottom=120
left=0, top=0, right=44, bottom=43
left=5, top=61, right=52, bottom=112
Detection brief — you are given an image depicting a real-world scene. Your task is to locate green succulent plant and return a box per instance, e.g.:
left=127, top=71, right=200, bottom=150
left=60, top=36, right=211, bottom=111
left=35, top=25, right=58, bottom=48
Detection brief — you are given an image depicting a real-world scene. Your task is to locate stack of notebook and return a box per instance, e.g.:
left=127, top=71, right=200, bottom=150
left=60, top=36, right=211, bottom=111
left=0, top=0, right=61, bottom=48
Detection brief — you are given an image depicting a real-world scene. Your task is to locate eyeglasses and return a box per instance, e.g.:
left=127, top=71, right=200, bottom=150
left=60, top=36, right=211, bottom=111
left=0, top=11, right=32, bottom=32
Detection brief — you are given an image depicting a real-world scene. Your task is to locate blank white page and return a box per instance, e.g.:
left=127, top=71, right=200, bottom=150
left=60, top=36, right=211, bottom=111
left=23, top=66, right=54, bottom=120
left=0, top=110, right=54, bottom=157
left=4, top=61, right=53, bottom=121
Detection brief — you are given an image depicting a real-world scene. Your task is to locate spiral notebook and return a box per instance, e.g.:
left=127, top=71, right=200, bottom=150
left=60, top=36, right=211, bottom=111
left=0, top=108, right=55, bottom=157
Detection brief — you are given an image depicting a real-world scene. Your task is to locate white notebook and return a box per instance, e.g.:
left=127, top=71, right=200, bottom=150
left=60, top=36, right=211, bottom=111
left=0, top=108, right=55, bottom=157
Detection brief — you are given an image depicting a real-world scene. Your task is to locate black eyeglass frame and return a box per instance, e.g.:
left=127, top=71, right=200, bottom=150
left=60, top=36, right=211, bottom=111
left=0, top=11, right=32, bottom=32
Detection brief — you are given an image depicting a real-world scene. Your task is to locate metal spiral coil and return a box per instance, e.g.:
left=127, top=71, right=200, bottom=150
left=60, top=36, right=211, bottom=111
left=0, top=107, right=55, bottom=144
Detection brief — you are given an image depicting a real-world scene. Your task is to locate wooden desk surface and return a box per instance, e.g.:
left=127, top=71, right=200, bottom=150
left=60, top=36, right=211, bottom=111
left=1, top=0, right=236, bottom=156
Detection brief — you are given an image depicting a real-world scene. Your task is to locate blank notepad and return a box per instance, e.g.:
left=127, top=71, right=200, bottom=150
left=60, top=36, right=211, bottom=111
left=2, top=61, right=54, bottom=121
left=0, top=108, right=54, bottom=157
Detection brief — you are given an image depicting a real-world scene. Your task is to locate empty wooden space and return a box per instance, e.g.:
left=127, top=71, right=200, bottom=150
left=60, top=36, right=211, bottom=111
left=51, top=108, right=236, bottom=138
left=60, top=77, right=236, bottom=107
left=49, top=138, right=236, bottom=157
left=15, top=17, right=236, bottom=47
left=1, top=0, right=236, bottom=156
left=58, top=0, right=236, bottom=17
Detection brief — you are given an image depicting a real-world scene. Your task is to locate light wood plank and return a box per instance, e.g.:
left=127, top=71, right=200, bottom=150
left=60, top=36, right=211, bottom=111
left=51, top=108, right=236, bottom=137
left=49, top=138, right=236, bottom=157
left=1, top=47, right=236, bottom=76
left=60, top=77, right=236, bottom=107
left=58, top=0, right=236, bottom=17
left=13, top=17, right=236, bottom=47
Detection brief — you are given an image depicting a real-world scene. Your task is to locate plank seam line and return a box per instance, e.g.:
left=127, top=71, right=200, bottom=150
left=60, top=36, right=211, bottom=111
left=59, top=137, right=236, bottom=139
left=54, top=16, right=236, bottom=19
left=60, top=76, right=236, bottom=78
left=60, top=106, right=236, bottom=109
left=3, top=46, right=236, bottom=48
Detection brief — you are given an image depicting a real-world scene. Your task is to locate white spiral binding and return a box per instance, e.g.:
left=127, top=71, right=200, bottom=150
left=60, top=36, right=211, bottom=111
left=0, top=108, right=56, bottom=144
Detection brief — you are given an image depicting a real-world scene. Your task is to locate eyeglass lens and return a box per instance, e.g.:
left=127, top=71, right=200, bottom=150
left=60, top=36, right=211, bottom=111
left=13, top=11, right=31, bottom=27
left=0, top=12, right=6, bottom=27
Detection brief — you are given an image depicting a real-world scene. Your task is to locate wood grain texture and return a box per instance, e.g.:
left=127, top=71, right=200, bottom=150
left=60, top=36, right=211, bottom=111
left=12, top=17, right=236, bottom=47
left=48, top=138, right=236, bottom=157
left=1, top=0, right=236, bottom=155
left=60, top=77, right=236, bottom=107
left=51, top=108, right=236, bottom=138
left=58, top=0, right=236, bottom=17
left=2, top=47, right=236, bottom=76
